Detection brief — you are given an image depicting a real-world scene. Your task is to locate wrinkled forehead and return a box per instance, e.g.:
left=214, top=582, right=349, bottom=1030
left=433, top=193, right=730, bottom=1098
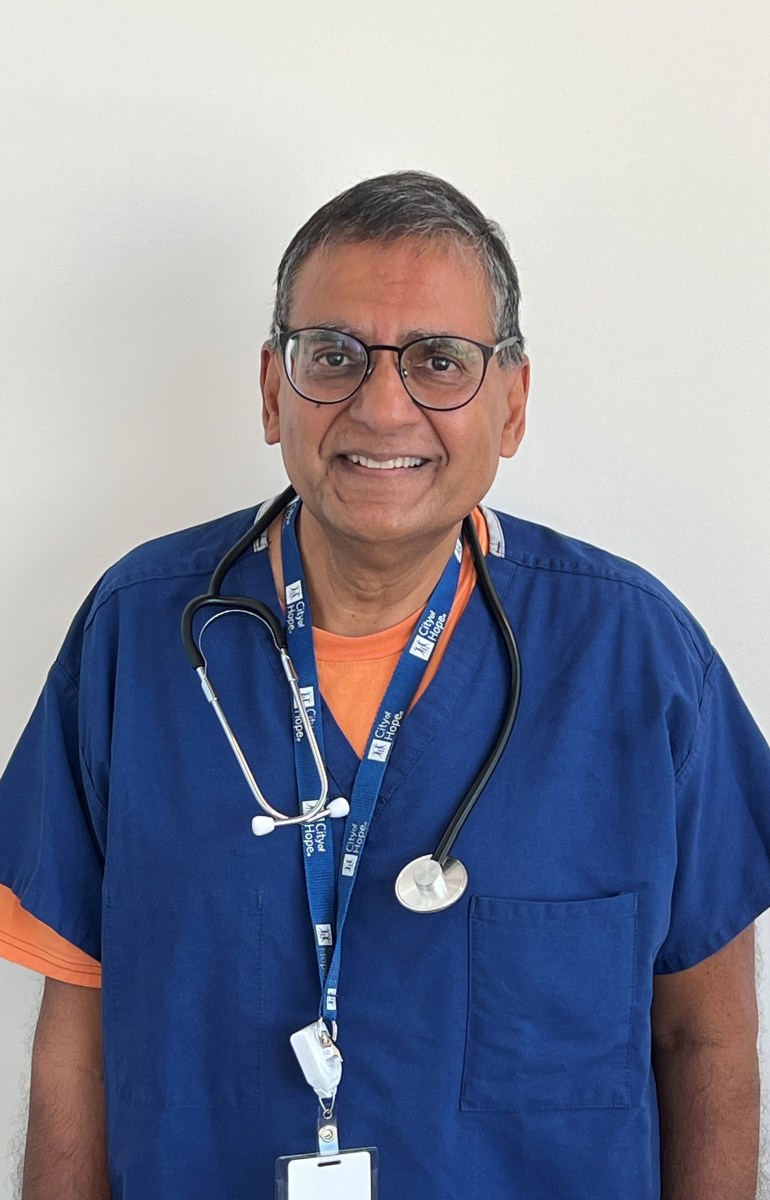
left=286, top=236, right=495, bottom=337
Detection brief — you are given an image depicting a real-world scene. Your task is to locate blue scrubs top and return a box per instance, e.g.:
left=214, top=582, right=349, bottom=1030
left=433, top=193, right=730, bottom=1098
left=1, top=505, right=769, bottom=1200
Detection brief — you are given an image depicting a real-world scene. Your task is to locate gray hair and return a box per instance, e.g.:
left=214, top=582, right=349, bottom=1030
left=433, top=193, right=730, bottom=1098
left=269, top=170, right=525, bottom=368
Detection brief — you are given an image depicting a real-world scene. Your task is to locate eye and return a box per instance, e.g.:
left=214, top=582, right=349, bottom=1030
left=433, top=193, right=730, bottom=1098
left=427, top=354, right=457, bottom=373
left=315, top=349, right=353, bottom=369
left=298, top=331, right=365, bottom=375
left=409, top=341, right=468, bottom=376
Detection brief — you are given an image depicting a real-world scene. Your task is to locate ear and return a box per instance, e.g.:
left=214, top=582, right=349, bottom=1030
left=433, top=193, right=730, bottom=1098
left=261, top=343, right=283, bottom=445
left=499, top=358, right=530, bottom=459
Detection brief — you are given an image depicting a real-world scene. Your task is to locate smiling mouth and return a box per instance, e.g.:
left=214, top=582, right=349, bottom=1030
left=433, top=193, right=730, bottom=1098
left=343, top=454, right=428, bottom=470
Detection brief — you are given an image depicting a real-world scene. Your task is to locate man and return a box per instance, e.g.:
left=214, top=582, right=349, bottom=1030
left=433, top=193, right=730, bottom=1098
left=0, top=171, right=767, bottom=1199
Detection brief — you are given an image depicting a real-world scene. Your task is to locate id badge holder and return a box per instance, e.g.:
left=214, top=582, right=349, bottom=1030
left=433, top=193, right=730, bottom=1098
left=278, top=1022, right=379, bottom=1198
left=275, top=1146, right=379, bottom=1199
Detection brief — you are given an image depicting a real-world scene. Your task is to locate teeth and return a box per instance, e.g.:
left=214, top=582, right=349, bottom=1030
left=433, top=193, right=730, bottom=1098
left=346, top=454, right=425, bottom=470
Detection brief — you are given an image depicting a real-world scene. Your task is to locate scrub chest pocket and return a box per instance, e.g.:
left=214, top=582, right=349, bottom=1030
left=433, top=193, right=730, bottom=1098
left=461, top=892, right=637, bottom=1111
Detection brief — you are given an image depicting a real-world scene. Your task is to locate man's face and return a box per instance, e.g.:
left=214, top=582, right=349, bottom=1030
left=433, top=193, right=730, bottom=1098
left=261, top=237, right=529, bottom=550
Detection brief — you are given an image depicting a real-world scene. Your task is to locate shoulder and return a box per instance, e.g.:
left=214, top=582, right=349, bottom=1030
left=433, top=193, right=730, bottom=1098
left=487, top=507, right=713, bottom=669
left=55, top=505, right=262, bottom=681
left=86, top=505, right=261, bottom=617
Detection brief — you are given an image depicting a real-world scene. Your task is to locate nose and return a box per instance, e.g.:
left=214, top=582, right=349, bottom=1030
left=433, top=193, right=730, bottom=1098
left=348, top=349, right=422, bottom=431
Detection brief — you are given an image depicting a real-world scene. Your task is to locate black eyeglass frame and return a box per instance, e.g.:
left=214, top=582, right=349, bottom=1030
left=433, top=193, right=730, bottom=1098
left=277, top=327, right=524, bottom=412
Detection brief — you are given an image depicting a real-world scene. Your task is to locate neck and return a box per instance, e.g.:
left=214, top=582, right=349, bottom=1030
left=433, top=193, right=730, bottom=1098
left=268, top=508, right=463, bottom=637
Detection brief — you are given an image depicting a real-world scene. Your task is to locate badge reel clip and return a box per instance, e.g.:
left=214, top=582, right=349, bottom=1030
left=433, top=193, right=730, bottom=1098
left=277, top=1023, right=379, bottom=1198
left=290, top=1020, right=343, bottom=1130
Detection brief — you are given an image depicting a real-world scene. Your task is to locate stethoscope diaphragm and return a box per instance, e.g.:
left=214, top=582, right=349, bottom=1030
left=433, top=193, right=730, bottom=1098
left=394, top=854, right=468, bottom=913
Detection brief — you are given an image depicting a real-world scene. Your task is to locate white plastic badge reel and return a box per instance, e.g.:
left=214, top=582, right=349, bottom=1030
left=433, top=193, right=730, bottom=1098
left=289, top=1021, right=344, bottom=1104
left=276, top=1021, right=379, bottom=1198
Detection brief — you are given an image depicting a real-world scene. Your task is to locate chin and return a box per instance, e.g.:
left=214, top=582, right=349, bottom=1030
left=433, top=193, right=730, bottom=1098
left=338, top=508, right=457, bottom=552
left=314, top=497, right=421, bottom=543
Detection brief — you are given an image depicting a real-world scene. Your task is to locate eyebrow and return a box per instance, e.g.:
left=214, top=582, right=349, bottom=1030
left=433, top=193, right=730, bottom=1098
left=303, top=321, right=465, bottom=343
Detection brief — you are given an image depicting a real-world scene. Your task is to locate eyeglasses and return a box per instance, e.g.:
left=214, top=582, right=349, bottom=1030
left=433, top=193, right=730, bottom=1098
left=278, top=327, right=522, bottom=412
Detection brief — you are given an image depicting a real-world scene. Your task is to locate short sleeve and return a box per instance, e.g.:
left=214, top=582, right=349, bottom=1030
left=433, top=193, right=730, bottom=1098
left=0, top=610, right=106, bottom=964
left=654, top=653, right=770, bottom=973
left=0, top=884, right=102, bottom=985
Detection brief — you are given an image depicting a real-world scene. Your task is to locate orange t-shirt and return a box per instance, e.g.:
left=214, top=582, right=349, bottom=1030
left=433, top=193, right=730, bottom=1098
left=315, top=507, right=488, bottom=755
left=0, top=508, right=488, bottom=986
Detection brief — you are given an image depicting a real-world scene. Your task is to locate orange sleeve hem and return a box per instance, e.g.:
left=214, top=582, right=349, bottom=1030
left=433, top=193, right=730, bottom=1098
left=0, top=884, right=102, bottom=987
left=0, top=927, right=102, bottom=986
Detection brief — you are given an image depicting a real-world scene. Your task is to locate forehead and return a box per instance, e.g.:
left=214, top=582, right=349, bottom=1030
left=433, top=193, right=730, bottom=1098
left=287, top=238, right=495, bottom=339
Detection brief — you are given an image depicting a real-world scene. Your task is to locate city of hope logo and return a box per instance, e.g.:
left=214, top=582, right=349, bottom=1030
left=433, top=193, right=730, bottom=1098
left=409, top=634, right=435, bottom=661
left=294, top=686, right=315, bottom=711
left=341, top=854, right=358, bottom=877
left=367, top=739, right=393, bottom=763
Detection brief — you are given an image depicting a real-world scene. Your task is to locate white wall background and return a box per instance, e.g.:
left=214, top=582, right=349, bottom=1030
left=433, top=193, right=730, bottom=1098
left=1, top=1, right=768, bottom=1195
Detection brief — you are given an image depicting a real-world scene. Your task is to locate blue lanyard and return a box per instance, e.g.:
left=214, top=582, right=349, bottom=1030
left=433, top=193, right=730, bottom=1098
left=281, top=499, right=462, bottom=1024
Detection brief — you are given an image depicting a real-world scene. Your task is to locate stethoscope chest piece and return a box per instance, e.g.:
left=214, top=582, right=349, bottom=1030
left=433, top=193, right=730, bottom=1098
left=394, top=854, right=468, bottom=913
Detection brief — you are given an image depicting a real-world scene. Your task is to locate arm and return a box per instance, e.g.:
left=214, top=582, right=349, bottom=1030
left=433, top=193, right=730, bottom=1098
left=651, top=925, right=759, bottom=1200
left=22, top=978, right=111, bottom=1200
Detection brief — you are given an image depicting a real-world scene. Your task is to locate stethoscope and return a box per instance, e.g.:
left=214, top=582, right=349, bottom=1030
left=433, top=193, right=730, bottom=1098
left=181, top=484, right=522, bottom=913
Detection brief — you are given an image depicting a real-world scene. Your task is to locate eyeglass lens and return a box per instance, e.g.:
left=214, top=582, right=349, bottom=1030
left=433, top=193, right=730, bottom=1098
left=283, top=329, right=486, bottom=409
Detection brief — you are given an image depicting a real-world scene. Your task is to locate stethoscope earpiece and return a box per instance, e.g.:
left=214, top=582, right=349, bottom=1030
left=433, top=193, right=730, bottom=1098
left=251, top=797, right=350, bottom=837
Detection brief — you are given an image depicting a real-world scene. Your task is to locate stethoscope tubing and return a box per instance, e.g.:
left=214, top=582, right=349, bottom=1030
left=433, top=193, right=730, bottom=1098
left=181, top=484, right=336, bottom=826
left=431, top=514, right=521, bottom=866
left=209, top=485, right=297, bottom=599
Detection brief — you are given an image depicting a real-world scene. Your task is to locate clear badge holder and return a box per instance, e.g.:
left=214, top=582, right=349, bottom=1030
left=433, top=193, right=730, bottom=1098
left=275, top=1145, right=379, bottom=1199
